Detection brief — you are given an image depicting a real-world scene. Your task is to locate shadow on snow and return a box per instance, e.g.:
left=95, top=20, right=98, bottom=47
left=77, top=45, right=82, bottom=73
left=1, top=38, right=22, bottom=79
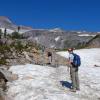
left=60, top=81, right=72, bottom=89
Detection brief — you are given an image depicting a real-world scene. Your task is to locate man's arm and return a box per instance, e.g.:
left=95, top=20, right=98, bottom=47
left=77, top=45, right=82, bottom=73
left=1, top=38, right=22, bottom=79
left=69, top=54, right=74, bottom=63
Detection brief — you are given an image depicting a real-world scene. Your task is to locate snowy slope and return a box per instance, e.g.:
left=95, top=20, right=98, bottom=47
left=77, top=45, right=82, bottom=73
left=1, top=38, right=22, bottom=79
left=0, top=28, right=31, bottom=34
left=0, top=28, right=14, bottom=34
left=6, top=48, right=100, bottom=100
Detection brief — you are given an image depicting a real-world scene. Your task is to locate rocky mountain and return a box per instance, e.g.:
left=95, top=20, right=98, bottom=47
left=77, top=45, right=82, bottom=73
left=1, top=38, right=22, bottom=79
left=23, top=29, right=97, bottom=49
left=0, top=16, right=16, bottom=29
left=86, top=34, right=100, bottom=48
left=0, top=16, right=32, bottom=34
left=0, top=16, right=99, bottom=49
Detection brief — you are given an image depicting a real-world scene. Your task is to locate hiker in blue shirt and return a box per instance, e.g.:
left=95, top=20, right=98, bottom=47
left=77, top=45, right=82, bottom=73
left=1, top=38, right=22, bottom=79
left=47, top=51, right=52, bottom=65
left=68, top=48, right=80, bottom=92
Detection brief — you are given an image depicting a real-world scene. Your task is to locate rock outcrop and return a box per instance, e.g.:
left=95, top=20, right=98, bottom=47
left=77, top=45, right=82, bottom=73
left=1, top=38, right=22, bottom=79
left=86, top=34, right=100, bottom=48
left=0, top=67, right=18, bottom=100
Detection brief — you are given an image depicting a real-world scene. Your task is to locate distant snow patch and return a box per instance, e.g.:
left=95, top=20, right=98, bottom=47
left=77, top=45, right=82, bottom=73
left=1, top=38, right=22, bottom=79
left=77, top=31, right=82, bottom=34
left=19, top=29, right=32, bottom=34
left=0, top=28, right=14, bottom=34
left=55, top=36, right=60, bottom=41
left=50, top=45, right=55, bottom=48
left=49, top=28, right=63, bottom=32
left=78, top=34, right=96, bottom=37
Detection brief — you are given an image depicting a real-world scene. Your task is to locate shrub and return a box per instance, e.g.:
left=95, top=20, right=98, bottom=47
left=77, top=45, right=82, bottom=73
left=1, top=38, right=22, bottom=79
left=11, top=32, right=23, bottom=39
left=0, top=58, right=7, bottom=65
left=0, top=29, right=3, bottom=39
left=0, top=45, right=11, bottom=53
left=14, top=41, right=24, bottom=52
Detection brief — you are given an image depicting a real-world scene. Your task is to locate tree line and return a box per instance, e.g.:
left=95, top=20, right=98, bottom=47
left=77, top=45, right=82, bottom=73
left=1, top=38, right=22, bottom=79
left=0, top=26, right=24, bottom=39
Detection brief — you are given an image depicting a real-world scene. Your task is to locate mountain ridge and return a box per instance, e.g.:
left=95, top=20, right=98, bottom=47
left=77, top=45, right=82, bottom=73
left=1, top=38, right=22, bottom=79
left=0, top=16, right=99, bottom=49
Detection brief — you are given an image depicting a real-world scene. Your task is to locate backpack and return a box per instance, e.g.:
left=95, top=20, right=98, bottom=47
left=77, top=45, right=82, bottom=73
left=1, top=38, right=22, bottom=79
left=72, top=53, right=81, bottom=67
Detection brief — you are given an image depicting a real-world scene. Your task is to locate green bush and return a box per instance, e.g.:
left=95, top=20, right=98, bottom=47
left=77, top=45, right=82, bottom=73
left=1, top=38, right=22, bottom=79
left=0, top=45, right=11, bottom=53
left=0, top=58, right=7, bottom=65
left=11, top=32, right=23, bottom=39
left=14, top=41, right=24, bottom=52
left=0, top=29, right=3, bottom=39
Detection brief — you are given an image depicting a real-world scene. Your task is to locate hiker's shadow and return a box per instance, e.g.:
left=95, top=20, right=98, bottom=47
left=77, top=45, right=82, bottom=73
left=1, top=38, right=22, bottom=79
left=60, top=81, right=72, bottom=89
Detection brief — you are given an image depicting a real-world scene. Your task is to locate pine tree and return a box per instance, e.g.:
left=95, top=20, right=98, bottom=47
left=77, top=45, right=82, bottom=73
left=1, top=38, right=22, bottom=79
left=0, top=29, right=2, bottom=39
left=18, top=26, right=21, bottom=32
left=4, top=28, right=7, bottom=38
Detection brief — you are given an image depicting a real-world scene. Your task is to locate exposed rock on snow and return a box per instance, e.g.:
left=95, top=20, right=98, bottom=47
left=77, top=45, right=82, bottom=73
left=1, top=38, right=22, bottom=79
left=0, top=67, right=18, bottom=100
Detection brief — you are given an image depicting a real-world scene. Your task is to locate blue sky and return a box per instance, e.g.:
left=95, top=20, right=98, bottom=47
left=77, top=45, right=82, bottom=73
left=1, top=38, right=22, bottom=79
left=0, top=0, right=100, bottom=32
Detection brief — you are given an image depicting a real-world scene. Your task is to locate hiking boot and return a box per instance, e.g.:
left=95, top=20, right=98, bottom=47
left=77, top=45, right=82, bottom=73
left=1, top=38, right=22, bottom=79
left=70, top=88, right=76, bottom=92
left=76, top=88, right=80, bottom=91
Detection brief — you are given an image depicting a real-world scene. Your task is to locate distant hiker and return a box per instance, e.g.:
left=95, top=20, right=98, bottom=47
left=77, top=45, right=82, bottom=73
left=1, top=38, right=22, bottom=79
left=68, top=48, right=81, bottom=92
left=47, top=51, right=52, bottom=65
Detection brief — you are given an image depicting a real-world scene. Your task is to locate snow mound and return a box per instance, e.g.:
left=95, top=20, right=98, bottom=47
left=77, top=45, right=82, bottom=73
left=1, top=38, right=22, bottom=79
left=6, top=48, right=100, bottom=100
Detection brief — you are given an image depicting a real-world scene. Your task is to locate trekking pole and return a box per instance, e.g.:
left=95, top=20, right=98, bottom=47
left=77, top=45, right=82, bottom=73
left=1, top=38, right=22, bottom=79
left=66, top=61, right=70, bottom=73
left=67, top=66, right=70, bottom=73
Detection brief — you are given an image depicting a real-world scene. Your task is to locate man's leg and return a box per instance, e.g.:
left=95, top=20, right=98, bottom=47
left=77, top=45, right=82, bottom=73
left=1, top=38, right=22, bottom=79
left=70, top=66, right=77, bottom=91
left=75, top=68, right=80, bottom=90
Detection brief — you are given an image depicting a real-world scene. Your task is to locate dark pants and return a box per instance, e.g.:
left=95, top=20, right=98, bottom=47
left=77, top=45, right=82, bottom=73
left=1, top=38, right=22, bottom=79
left=70, top=64, right=80, bottom=90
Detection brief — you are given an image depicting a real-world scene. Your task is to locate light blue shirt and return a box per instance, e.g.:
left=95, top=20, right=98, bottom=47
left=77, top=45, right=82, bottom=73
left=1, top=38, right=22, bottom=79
left=69, top=53, right=74, bottom=63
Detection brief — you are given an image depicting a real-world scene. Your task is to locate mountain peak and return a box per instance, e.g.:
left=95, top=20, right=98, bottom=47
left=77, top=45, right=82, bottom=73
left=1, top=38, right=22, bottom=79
left=0, top=16, right=15, bottom=29
left=0, top=16, right=32, bottom=31
left=49, top=28, right=63, bottom=32
left=0, top=16, right=12, bottom=24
